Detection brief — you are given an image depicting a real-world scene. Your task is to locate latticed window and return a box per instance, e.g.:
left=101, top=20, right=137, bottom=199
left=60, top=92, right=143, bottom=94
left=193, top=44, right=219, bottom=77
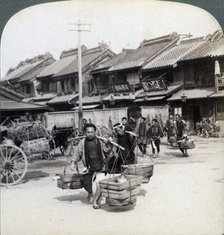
left=217, top=101, right=224, bottom=120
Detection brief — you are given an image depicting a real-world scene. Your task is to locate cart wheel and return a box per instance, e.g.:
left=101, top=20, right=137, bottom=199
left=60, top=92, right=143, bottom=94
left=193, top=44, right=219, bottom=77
left=0, top=144, right=28, bottom=186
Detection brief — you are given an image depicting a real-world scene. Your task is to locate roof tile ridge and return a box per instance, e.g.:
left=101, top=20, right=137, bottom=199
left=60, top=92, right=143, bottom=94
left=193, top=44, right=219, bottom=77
left=139, top=32, right=178, bottom=48
left=141, top=36, right=180, bottom=68
left=180, top=38, right=209, bottom=61
left=180, top=36, right=205, bottom=44
left=82, top=49, right=116, bottom=72
left=18, top=57, right=54, bottom=81
left=173, top=39, right=206, bottom=62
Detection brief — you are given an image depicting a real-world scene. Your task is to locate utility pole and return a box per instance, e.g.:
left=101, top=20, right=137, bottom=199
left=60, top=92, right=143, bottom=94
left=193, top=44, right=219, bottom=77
left=68, top=20, right=91, bottom=133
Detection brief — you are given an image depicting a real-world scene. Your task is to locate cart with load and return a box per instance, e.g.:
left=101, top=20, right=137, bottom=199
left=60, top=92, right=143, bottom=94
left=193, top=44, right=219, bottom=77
left=0, top=121, right=54, bottom=186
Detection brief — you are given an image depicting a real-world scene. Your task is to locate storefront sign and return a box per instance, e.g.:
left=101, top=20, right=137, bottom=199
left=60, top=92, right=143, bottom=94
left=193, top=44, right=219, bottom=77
left=141, top=79, right=167, bottom=91
left=218, top=76, right=224, bottom=87
left=113, top=83, right=131, bottom=92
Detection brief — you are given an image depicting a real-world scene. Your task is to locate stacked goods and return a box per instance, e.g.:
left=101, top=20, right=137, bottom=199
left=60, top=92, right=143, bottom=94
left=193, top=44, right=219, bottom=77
left=7, top=123, right=49, bottom=143
left=180, top=139, right=195, bottom=149
left=20, top=137, right=50, bottom=155
left=99, top=175, right=142, bottom=207
left=57, top=173, right=83, bottom=189
left=121, top=163, right=154, bottom=183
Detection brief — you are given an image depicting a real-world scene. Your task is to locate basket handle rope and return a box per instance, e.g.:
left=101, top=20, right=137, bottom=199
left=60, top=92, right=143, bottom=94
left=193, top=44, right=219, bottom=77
left=63, top=148, right=80, bottom=177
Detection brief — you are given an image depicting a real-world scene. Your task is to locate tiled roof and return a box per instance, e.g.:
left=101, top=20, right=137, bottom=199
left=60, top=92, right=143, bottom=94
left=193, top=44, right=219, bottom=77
left=135, top=96, right=166, bottom=102
left=54, top=50, right=103, bottom=77
left=38, top=47, right=112, bottom=78
left=181, top=37, right=224, bottom=61
left=108, top=34, right=179, bottom=72
left=37, top=56, right=75, bottom=78
left=72, top=104, right=100, bottom=110
left=0, top=85, right=24, bottom=100
left=74, top=95, right=103, bottom=105
left=91, top=50, right=128, bottom=72
left=47, top=93, right=78, bottom=104
left=19, top=64, right=53, bottom=82
left=32, top=93, right=57, bottom=101
left=0, top=100, right=49, bottom=111
left=2, top=53, right=55, bottom=81
left=142, top=37, right=205, bottom=71
left=167, top=88, right=215, bottom=101
left=2, top=61, right=43, bottom=81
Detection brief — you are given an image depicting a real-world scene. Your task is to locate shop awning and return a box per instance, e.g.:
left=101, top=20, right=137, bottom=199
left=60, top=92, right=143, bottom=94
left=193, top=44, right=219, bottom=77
left=72, top=104, right=100, bottom=110
left=103, top=93, right=136, bottom=102
left=167, top=88, right=215, bottom=101
left=47, top=94, right=79, bottom=104
left=0, top=101, right=50, bottom=111
left=209, top=90, right=224, bottom=98
left=135, top=96, right=166, bottom=102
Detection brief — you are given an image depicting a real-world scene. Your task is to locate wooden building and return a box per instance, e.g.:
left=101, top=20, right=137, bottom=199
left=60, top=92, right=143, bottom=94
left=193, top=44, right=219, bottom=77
left=1, top=53, right=55, bottom=99
left=36, top=44, right=115, bottom=111
left=90, top=33, right=180, bottom=119
left=0, top=85, right=50, bottom=122
left=167, top=31, right=224, bottom=132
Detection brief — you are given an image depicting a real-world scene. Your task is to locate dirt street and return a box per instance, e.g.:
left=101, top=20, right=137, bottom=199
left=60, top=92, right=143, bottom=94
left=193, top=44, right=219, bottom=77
left=1, top=136, right=224, bottom=235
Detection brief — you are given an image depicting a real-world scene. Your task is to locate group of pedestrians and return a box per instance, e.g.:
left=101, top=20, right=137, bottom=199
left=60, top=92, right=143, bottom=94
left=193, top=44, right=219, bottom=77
left=165, top=114, right=189, bottom=156
left=135, top=117, right=164, bottom=158
left=69, top=114, right=192, bottom=209
left=195, top=117, right=220, bottom=138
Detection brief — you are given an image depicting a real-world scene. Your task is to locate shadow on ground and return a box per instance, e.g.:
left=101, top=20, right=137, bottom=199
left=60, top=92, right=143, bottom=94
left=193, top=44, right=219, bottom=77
left=55, top=191, right=89, bottom=205
left=24, top=170, right=49, bottom=180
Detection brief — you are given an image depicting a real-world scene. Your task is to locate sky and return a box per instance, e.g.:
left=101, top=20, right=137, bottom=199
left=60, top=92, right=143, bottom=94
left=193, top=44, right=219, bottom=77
left=0, top=0, right=222, bottom=78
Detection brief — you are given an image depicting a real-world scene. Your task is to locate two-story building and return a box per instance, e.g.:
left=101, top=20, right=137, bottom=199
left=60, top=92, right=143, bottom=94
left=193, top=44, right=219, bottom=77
left=36, top=44, right=115, bottom=111
left=1, top=53, right=55, bottom=99
left=90, top=33, right=180, bottom=118
left=167, top=31, right=224, bottom=131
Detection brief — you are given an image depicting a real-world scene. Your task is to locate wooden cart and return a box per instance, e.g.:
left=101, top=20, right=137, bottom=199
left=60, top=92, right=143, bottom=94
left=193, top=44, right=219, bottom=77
left=0, top=122, right=54, bottom=186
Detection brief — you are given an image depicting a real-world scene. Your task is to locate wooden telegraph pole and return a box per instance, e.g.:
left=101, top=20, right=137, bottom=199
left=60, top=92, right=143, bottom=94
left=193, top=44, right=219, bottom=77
left=69, top=20, right=91, bottom=133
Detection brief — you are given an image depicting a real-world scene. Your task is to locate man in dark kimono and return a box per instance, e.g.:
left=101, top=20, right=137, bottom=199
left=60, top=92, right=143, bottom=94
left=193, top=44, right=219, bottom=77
left=112, top=123, right=136, bottom=171
left=71, top=123, right=113, bottom=209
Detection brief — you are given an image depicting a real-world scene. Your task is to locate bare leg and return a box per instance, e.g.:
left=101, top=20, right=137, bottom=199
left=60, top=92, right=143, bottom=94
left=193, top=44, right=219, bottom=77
left=93, top=189, right=102, bottom=209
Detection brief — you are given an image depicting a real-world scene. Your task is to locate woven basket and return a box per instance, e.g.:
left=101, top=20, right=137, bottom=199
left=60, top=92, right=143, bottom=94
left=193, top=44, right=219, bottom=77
left=20, top=137, right=50, bottom=155
left=180, top=139, right=195, bottom=149
left=57, top=173, right=83, bottom=190
left=121, top=163, right=154, bottom=183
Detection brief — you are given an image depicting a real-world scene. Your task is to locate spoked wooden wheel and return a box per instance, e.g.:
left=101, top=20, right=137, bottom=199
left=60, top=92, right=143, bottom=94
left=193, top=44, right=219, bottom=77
left=0, top=144, right=28, bottom=186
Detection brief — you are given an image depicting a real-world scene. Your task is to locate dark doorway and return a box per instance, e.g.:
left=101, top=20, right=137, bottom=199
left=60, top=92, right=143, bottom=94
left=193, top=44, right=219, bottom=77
left=128, top=105, right=141, bottom=119
left=193, top=106, right=201, bottom=127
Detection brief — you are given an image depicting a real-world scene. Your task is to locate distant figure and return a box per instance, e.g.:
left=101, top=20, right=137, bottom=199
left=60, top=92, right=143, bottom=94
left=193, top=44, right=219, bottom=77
left=81, top=118, right=88, bottom=134
left=175, top=114, right=187, bottom=156
left=137, top=117, right=147, bottom=156
left=147, top=119, right=163, bottom=158
left=165, top=114, right=175, bottom=144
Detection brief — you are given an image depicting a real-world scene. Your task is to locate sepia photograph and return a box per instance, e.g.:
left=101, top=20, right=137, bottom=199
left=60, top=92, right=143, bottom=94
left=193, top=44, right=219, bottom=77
left=0, top=1, right=224, bottom=235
